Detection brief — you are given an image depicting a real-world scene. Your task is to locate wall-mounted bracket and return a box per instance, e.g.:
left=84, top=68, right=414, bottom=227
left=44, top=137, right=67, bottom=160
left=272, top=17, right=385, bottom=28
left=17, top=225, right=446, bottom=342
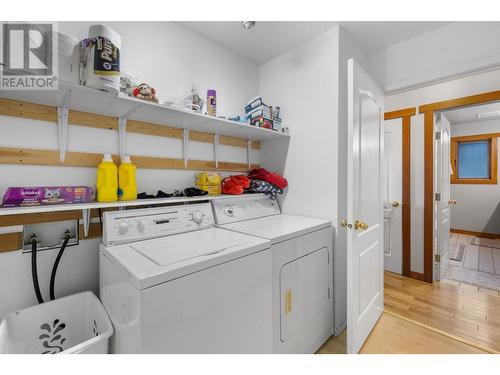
left=118, top=104, right=141, bottom=160
left=57, top=90, right=72, bottom=162
left=247, top=140, right=252, bottom=170
left=118, top=118, right=127, bottom=160
left=82, top=208, right=91, bottom=238
left=183, top=128, right=190, bottom=167
left=214, top=134, right=220, bottom=169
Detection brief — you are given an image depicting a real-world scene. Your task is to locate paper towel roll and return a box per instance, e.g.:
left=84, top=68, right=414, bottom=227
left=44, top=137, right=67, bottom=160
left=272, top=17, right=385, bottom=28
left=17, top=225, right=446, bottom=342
left=83, top=24, right=121, bottom=93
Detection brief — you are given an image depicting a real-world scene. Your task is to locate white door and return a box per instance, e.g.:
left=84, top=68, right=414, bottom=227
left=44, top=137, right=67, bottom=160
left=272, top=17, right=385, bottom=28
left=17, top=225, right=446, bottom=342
left=435, top=113, right=451, bottom=281
left=346, top=59, right=385, bottom=354
left=383, top=119, right=403, bottom=274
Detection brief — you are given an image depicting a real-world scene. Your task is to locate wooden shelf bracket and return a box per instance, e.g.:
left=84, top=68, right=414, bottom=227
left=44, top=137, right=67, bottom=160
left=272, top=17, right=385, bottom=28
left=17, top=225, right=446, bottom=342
left=183, top=128, right=190, bottom=167
left=214, top=134, right=220, bottom=169
left=57, top=90, right=71, bottom=162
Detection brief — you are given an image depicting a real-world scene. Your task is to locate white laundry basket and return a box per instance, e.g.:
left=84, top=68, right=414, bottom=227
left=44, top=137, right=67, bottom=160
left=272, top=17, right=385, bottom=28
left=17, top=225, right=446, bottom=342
left=0, top=291, right=113, bottom=354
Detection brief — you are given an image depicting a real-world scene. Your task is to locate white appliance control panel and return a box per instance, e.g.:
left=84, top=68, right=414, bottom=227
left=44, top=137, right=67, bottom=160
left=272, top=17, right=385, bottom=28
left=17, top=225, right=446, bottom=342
left=212, top=195, right=280, bottom=225
left=102, top=203, right=214, bottom=246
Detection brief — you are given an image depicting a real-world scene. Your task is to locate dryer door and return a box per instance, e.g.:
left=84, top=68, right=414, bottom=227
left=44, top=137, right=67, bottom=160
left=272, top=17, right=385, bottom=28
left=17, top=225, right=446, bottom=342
left=280, top=247, right=330, bottom=342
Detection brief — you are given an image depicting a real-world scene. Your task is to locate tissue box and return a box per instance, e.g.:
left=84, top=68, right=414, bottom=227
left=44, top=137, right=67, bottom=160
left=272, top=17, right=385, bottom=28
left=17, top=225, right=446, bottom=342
left=244, top=96, right=263, bottom=113
left=1, top=186, right=94, bottom=207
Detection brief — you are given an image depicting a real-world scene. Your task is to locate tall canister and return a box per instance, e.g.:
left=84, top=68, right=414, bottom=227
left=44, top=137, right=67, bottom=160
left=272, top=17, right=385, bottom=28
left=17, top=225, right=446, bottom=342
left=82, top=24, right=121, bottom=93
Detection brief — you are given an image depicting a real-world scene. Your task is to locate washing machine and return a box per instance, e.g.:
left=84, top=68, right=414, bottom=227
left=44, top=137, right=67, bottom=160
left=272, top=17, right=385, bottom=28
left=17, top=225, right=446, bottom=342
left=99, top=202, right=273, bottom=353
left=212, top=194, right=333, bottom=353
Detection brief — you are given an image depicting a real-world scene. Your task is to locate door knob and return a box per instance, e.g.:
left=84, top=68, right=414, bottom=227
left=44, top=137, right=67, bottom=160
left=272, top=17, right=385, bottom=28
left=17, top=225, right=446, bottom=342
left=449, top=200, right=457, bottom=205
left=354, top=220, right=369, bottom=231
left=392, top=201, right=400, bottom=207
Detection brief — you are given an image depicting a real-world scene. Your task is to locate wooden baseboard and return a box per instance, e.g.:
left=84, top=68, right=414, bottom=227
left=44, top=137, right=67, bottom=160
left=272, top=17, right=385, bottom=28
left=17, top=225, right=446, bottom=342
left=450, top=228, right=500, bottom=239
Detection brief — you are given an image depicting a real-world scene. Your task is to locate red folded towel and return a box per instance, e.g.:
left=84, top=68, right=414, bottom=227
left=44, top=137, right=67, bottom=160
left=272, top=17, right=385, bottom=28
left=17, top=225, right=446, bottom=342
left=248, top=168, right=288, bottom=189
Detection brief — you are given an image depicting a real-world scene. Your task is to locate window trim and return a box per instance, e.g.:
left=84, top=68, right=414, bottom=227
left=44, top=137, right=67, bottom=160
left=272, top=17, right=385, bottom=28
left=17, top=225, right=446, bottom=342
left=451, top=133, right=497, bottom=185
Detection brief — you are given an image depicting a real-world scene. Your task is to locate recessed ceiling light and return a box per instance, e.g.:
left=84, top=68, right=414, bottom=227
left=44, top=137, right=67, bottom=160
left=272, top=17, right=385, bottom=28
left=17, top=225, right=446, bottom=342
left=242, top=21, right=256, bottom=30
left=476, top=110, right=500, bottom=119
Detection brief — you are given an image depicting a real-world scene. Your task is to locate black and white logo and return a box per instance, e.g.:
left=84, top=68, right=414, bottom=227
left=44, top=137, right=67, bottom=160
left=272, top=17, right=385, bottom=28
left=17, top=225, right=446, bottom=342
left=1, top=22, right=58, bottom=90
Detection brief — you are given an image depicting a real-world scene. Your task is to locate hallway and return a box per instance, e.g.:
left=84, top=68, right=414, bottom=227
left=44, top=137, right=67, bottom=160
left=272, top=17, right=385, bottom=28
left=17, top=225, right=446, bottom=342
left=318, top=272, right=500, bottom=354
left=447, top=233, right=500, bottom=291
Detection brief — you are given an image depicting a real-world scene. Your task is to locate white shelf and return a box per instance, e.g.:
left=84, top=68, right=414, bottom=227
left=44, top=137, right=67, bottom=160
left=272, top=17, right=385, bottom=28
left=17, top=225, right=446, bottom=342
left=0, top=81, right=289, bottom=141
left=0, top=193, right=264, bottom=217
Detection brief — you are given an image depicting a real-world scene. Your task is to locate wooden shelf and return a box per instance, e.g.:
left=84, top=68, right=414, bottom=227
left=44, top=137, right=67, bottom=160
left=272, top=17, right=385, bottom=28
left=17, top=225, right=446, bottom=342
left=0, top=80, right=289, bottom=142
left=0, top=193, right=263, bottom=217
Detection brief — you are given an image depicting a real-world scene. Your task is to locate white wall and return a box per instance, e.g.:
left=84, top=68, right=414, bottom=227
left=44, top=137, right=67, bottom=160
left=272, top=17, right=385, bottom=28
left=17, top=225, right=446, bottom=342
left=0, top=21, right=260, bottom=318
left=259, top=27, right=340, bottom=334
left=369, top=22, right=500, bottom=93
left=450, top=119, right=500, bottom=235
left=259, top=26, right=368, bottom=335
left=385, top=68, right=500, bottom=274
left=59, top=21, right=258, bottom=116
left=259, top=28, right=339, bottom=219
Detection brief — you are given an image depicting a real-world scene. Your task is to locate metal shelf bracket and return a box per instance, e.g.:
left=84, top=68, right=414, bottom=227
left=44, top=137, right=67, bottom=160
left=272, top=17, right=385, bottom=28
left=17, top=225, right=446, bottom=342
left=247, top=140, right=252, bottom=170
left=183, top=129, right=190, bottom=167
left=82, top=208, right=91, bottom=238
left=118, top=104, right=141, bottom=160
left=118, top=118, right=127, bottom=160
left=214, top=134, right=220, bottom=169
left=57, top=90, right=71, bottom=162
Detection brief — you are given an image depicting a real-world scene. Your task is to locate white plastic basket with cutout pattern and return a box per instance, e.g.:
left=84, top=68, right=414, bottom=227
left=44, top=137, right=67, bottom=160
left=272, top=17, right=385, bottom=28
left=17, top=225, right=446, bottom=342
left=0, top=291, right=113, bottom=354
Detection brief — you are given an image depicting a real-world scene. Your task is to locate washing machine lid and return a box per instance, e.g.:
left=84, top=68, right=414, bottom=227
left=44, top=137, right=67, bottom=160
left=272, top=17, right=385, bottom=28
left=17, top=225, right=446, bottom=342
left=219, top=214, right=331, bottom=244
left=100, top=227, right=270, bottom=290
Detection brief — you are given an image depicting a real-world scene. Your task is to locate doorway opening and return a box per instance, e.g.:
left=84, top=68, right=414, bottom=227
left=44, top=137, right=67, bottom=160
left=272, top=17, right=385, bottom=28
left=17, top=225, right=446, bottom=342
left=383, top=108, right=415, bottom=278
left=420, top=89, right=500, bottom=284
left=434, top=102, right=500, bottom=291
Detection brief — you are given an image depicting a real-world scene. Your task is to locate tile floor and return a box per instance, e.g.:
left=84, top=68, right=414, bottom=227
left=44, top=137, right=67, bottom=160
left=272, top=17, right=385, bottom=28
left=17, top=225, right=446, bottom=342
left=446, top=233, right=500, bottom=291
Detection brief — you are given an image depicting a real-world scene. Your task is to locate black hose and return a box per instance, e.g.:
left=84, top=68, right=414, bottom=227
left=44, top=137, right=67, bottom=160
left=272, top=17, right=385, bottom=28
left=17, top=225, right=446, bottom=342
left=31, top=236, right=44, bottom=304
left=49, top=232, right=71, bottom=301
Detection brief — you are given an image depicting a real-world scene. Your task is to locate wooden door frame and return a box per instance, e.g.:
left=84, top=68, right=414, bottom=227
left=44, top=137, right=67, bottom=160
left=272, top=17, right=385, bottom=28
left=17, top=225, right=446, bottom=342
left=419, top=90, right=500, bottom=283
left=384, top=107, right=416, bottom=278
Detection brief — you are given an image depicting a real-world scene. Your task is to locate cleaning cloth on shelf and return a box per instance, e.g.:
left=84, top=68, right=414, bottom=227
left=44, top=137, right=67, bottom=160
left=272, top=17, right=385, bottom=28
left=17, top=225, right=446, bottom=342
left=245, top=179, right=283, bottom=199
left=248, top=168, right=288, bottom=189
left=184, top=187, right=209, bottom=197
left=221, top=175, right=250, bottom=195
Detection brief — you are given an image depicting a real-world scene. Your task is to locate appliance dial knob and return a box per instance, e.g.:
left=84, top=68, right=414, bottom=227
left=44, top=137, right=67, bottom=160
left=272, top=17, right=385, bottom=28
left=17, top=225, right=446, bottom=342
left=137, top=220, right=146, bottom=233
left=224, top=206, right=234, bottom=216
left=192, top=210, right=204, bottom=224
left=118, top=221, right=130, bottom=235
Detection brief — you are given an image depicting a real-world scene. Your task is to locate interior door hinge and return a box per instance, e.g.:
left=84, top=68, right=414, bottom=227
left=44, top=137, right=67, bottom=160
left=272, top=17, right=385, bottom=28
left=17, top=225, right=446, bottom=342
left=328, top=287, right=331, bottom=299
left=435, top=131, right=441, bottom=140
left=435, top=193, right=441, bottom=201
left=435, top=254, right=441, bottom=263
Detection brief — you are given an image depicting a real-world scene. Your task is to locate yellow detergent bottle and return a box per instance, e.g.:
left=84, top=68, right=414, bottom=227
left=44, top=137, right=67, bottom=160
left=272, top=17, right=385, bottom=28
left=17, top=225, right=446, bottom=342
left=118, top=155, right=137, bottom=201
left=96, top=154, right=118, bottom=202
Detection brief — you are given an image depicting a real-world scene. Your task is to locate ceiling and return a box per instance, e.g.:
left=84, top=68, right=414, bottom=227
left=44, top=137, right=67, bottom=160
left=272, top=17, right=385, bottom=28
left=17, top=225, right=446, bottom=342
left=176, top=21, right=451, bottom=65
left=444, top=102, right=500, bottom=125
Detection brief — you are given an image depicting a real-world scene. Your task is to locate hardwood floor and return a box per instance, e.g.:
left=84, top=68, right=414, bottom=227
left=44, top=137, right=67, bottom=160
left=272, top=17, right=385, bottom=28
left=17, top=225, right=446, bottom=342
left=318, top=272, right=500, bottom=354
left=317, top=313, right=486, bottom=354
left=385, top=271, right=500, bottom=353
